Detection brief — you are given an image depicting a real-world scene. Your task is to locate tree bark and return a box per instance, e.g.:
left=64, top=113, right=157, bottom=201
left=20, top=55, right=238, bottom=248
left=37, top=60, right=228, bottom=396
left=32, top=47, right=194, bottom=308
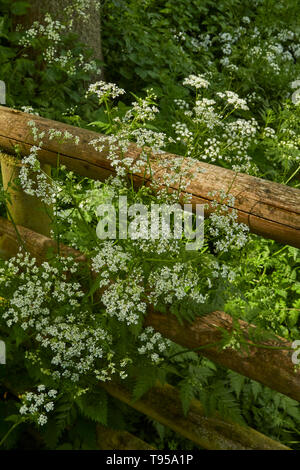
left=14, top=0, right=104, bottom=72
left=96, top=425, right=156, bottom=450
left=102, top=381, right=290, bottom=450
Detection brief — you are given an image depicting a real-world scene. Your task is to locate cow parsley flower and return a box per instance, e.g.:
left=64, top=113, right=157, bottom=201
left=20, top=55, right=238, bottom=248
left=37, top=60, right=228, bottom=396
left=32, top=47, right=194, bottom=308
left=86, top=81, right=125, bottom=101
left=183, top=74, right=210, bottom=89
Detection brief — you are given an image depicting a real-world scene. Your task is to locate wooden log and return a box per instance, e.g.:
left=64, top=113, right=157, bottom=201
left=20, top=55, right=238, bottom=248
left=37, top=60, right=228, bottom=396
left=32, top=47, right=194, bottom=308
left=0, top=215, right=85, bottom=264
left=144, top=309, right=300, bottom=402
left=96, top=424, right=156, bottom=450
left=0, top=106, right=299, bottom=247
left=0, top=152, right=52, bottom=258
left=2, top=380, right=153, bottom=450
left=3, top=374, right=288, bottom=450
left=101, top=381, right=289, bottom=450
left=0, top=216, right=299, bottom=402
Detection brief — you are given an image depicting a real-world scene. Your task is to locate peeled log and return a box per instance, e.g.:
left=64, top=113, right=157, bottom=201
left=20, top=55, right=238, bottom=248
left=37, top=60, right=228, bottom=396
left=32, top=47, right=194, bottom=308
left=101, top=381, right=290, bottom=450
left=0, top=216, right=298, bottom=402
left=0, top=152, right=52, bottom=258
left=96, top=425, right=156, bottom=450
left=144, top=309, right=300, bottom=402
left=0, top=106, right=299, bottom=247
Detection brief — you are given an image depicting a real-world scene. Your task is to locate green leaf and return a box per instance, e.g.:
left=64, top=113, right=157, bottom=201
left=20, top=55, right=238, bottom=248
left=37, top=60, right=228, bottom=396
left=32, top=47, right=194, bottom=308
left=76, top=390, right=108, bottom=425
left=179, top=380, right=194, bottom=416
left=132, top=367, right=157, bottom=401
left=5, top=414, right=20, bottom=423
left=228, top=371, right=246, bottom=399
left=88, top=121, right=110, bottom=131
left=251, top=381, right=262, bottom=400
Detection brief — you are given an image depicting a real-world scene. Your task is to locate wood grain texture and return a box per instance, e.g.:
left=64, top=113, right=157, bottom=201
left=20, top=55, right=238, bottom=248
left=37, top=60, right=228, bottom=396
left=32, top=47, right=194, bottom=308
left=0, top=106, right=299, bottom=247
left=0, top=216, right=298, bottom=402
left=13, top=0, right=104, bottom=68
left=102, top=382, right=290, bottom=450
left=144, top=309, right=300, bottom=402
left=96, top=425, right=156, bottom=450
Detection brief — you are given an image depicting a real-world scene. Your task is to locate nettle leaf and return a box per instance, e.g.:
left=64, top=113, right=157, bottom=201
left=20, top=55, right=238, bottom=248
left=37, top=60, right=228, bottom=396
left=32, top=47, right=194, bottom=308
left=41, top=400, right=75, bottom=449
left=76, top=389, right=108, bottom=425
left=132, top=367, right=158, bottom=402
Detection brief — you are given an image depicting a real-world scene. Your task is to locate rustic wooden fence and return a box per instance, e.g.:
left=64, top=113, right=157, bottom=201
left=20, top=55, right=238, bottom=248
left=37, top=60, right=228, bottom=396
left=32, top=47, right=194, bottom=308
left=0, top=105, right=299, bottom=450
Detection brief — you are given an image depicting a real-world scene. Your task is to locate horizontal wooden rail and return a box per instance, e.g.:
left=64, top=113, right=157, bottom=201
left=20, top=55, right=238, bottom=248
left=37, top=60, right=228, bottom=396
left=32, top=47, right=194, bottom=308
left=0, top=216, right=299, bottom=402
left=0, top=106, right=299, bottom=247
left=3, top=375, right=288, bottom=450
left=2, top=380, right=154, bottom=450
left=102, top=381, right=289, bottom=450
left=96, top=424, right=156, bottom=450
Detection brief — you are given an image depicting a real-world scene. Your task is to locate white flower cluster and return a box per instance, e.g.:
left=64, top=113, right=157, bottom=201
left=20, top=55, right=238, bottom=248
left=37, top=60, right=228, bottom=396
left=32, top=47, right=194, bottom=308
left=137, top=327, right=171, bottom=364
left=64, top=0, right=100, bottom=22
left=148, top=263, right=207, bottom=305
left=291, top=79, right=300, bottom=90
left=193, top=98, right=221, bottom=129
left=124, top=95, right=159, bottom=122
left=247, top=32, right=298, bottom=74
left=19, top=143, right=55, bottom=205
left=152, top=154, right=201, bottom=202
left=52, top=50, right=99, bottom=76
left=213, top=21, right=300, bottom=78
left=48, top=128, right=80, bottom=145
left=197, top=33, right=212, bottom=51
left=20, top=106, right=40, bottom=116
left=174, top=99, right=190, bottom=110
left=89, top=132, right=134, bottom=177
left=183, top=74, right=210, bottom=89
left=89, top=89, right=180, bottom=183
left=174, top=81, right=257, bottom=171
left=90, top=105, right=171, bottom=178
left=19, top=121, right=82, bottom=205
left=130, top=128, right=170, bottom=155
left=1, top=252, right=117, bottom=384
left=172, top=122, right=193, bottom=145
left=263, top=127, right=276, bottom=138
left=133, top=237, right=182, bottom=256
left=19, top=14, right=65, bottom=48
left=18, top=3, right=102, bottom=74
left=19, top=385, right=58, bottom=426
left=101, top=269, right=147, bottom=325
left=92, top=242, right=132, bottom=287
left=207, top=193, right=249, bottom=252
left=86, top=81, right=126, bottom=101
left=211, top=260, right=236, bottom=282
left=216, top=91, right=249, bottom=111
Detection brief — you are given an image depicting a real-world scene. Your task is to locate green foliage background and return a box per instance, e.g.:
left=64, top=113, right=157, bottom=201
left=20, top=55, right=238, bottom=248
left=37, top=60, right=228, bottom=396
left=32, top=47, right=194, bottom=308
left=0, top=0, right=299, bottom=450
